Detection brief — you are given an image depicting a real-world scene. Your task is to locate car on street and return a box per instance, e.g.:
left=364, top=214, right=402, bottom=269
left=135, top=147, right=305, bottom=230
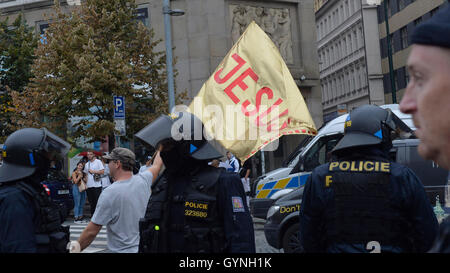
left=264, top=138, right=450, bottom=253
left=41, top=167, right=74, bottom=220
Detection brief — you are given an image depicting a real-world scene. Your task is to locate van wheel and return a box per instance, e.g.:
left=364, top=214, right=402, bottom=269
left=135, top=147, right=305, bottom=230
left=282, top=223, right=304, bottom=253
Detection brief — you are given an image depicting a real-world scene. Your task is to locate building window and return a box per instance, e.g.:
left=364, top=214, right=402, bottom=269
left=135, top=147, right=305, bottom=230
left=398, top=0, right=408, bottom=11
left=135, top=7, right=149, bottom=27
left=345, top=0, right=349, bottom=18
left=400, top=26, right=408, bottom=49
left=356, top=67, right=361, bottom=90
left=389, top=33, right=394, bottom=54
left=394, top=70, right=399, bottom=91
left=430, top=7, right=439, bottom=18
left=342, top=38, right=347, bottom=57
left=338, top=41, right=342, bottom=60
left=350, top=69, right=355, bottom=91
left=361, top=67, right=367, bottom=88
left=414, top=17, right=422, bottom=26
left=37, top=22, right=49, bottom=44
left=358, top=27, right=363, bottom=48
left=348, top=34, right=352, bottom=53
left=346, top=72, right=352, bottom=94
left=387, top=0, right=392, bottom=18
left=320, top=22, right=323, bottom=39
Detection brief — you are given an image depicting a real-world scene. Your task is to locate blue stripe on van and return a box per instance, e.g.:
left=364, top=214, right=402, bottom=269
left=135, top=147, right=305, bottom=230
left=286, top=176, right=299, bottom=188
left=267, top=189, right=279, bottom=198
left=299, top=174, right=310, bottom=187
left=262, top=181, right=277, bottom=190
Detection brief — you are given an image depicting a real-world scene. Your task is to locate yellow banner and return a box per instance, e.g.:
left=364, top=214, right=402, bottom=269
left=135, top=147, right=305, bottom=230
left=188, top=21, right=317, bottom=162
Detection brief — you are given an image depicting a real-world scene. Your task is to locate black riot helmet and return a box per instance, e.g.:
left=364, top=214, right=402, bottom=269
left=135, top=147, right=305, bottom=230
left=135, top=112, right=222, bottom=161
left=0, top=128, right=71, bottom=183
left=332, top=105, right=410, bottom=153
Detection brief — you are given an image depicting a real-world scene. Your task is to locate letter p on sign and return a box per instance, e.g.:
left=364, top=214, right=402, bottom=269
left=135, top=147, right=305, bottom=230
left=114, top=96, right=125, bottom=119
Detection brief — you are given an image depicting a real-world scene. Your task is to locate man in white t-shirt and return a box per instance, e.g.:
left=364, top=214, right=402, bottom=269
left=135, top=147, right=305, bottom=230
left=77, top=147, right=163, bottom=253
left=83, top=151, right=104, bottom=216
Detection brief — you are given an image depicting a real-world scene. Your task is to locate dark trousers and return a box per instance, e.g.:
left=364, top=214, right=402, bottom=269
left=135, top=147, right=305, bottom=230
left=86, top=187, right=102, bottom=216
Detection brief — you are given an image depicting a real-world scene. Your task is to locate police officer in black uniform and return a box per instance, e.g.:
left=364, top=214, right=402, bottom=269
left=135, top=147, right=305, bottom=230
left=136, top=112, right=255, bottom=253
left=299, top=105, right=439, bottom=253
left=0, top=128, right=71, bottom=253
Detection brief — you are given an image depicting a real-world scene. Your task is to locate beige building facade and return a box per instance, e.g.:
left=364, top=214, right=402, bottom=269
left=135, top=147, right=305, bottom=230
left=377, top=0, right=448, bottom=104
left=1, top=0, right=322, bottom=172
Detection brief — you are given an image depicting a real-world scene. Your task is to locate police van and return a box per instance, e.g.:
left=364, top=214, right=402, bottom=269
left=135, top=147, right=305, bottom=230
left=250, top=104, right=415, bottom=219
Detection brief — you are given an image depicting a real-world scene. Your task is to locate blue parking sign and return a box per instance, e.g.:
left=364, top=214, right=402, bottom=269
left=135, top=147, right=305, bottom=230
left=113, top=96, right=125, bottom=119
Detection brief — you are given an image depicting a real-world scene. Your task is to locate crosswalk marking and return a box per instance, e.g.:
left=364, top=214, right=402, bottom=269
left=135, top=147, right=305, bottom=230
left=68, top=222, right=108, bottom=253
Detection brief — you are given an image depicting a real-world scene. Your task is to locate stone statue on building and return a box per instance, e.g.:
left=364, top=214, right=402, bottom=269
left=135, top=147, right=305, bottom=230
left=231, top=5, right=250, bottom=44
left=276, top=8, right=293, bottom=63
left=229, top=5, right=294, bottom=64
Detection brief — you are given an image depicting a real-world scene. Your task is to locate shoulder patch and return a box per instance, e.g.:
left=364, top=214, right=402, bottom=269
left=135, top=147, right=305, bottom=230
left=232, top=196, right=245, bottom=212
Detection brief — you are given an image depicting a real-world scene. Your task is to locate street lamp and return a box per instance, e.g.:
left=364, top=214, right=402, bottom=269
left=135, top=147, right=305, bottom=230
left=163, top=0, right=185, bottom=113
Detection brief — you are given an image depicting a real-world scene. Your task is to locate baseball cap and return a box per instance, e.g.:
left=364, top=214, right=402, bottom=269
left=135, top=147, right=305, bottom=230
left=103, top=148, right=136, bottom=165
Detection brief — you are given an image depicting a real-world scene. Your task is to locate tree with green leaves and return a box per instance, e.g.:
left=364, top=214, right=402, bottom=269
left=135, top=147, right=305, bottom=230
left=11, top=0, right=184, bottom=150
left=0, top=14, right=38, bottom=143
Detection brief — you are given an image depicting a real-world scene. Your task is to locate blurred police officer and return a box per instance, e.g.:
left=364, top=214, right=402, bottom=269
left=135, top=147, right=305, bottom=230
left=399, top=5, right=450, bottom=253
left=136, top=112, right=255, bottom=253
left=0, top=128, right=71, bottom=253
left=299, top=105, right=439, bottom=253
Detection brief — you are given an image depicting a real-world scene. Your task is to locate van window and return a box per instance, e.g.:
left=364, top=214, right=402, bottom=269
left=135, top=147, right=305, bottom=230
left=285, top=135, right=313, bottom=168
left=302, top=134, right=343, bottom=171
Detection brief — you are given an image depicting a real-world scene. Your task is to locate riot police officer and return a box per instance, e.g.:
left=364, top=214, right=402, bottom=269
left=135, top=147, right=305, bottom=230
left=136, top=112, right=255, bottom=253
left=0, top=128, right=71, bottom=253
left=299, top=105, right=439, bottom=253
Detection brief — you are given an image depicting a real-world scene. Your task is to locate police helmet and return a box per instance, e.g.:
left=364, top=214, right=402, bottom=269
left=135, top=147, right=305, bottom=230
left=332, top=105, right=399, bottom=153
left=135, top=112, right=223, bottom=160
left=0, top=128, right=71, bottom=183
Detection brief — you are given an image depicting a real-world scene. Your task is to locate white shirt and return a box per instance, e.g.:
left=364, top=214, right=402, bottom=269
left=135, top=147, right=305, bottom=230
left=84, top=159, right=104, bottom=188
left=227, top=157, right=240, bottom=173
left=139, top=165, right=151, bottom=173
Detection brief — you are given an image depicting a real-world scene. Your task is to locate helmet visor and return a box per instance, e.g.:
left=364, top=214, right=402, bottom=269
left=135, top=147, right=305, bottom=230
left=135, top=115, right=175, bottom=148
left=40, top=128, right=71, bottom=161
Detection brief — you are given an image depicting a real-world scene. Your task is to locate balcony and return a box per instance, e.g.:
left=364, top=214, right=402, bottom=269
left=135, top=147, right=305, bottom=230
left=0, top=0, right=50, bottom=10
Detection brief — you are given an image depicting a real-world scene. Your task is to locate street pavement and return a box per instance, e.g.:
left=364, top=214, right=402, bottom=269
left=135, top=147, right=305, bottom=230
left=253, top=217, right=284, bottom=253
left=63, top=216, right=283, bottom=253
left=64, top=218, right=108, bottom=253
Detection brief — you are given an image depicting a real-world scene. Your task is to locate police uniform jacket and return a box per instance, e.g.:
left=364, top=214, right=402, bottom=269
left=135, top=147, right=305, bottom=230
left=140, top=165, right=256, bottom=253
left=299, top=148, right=439, bottom=253
left=0, top=185, right=39, bottom=252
